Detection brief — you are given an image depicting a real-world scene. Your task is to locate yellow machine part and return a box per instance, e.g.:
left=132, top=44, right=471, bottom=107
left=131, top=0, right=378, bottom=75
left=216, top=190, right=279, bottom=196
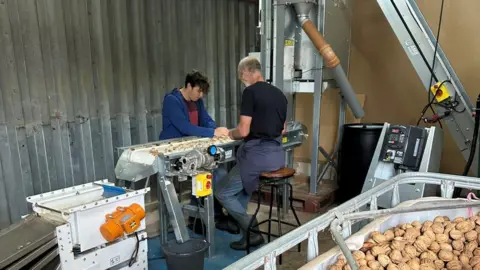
left=192, top=172, right=212, bottom=197
left=430, top=82, right=451, bottom=102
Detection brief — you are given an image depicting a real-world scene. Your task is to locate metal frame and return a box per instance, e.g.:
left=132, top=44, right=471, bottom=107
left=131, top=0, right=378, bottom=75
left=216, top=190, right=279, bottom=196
left=377, top=0, right=477, bottom=173
left=225, top=172, right=480, bottom=269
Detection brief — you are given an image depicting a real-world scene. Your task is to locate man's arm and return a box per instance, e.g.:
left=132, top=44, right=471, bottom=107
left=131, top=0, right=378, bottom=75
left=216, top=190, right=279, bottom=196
left=163, top=96, right=215, bottom=137
left=198, top=99, right=217, bottom=129
left=229, top=88, right=254, bottom=140
left=281, top=121, right=287, bottom=135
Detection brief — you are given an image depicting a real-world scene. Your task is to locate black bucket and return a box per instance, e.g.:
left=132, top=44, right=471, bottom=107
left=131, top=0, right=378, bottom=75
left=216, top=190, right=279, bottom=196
left=336, top=123, right=384, bottom=204
left=161, top=239, right=210, bottom=270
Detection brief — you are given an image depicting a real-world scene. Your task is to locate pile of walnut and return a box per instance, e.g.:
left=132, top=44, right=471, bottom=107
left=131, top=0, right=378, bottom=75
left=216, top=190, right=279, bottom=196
left=329, top=214, right=480, bottom=270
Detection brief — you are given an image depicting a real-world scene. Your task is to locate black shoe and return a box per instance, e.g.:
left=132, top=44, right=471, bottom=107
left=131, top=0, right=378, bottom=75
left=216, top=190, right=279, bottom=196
left=216, top=218, right=240, bottom=234
left=230, top=232, right=265, bottom=250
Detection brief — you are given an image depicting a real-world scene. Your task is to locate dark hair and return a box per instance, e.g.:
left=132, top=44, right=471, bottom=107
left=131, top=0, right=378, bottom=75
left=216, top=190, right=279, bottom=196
left=185, top=70, right=210, bottom=94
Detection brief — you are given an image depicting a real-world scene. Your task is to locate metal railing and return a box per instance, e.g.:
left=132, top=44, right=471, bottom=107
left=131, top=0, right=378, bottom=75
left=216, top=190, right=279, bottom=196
left=225, top=172, right=480, bottom=269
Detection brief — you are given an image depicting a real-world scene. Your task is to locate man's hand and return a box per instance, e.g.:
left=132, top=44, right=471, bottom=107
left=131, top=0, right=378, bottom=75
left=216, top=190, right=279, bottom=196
left=214, top=127, right=230, bottom=137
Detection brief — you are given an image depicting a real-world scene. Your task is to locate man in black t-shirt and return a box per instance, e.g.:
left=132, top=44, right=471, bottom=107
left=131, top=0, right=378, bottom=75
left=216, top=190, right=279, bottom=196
left=215, top=57, right=287, bottom=250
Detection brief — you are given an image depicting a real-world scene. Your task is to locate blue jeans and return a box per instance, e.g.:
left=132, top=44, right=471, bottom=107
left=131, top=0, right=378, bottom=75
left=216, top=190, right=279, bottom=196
left=214, top=164, right=251, bottom=226
left=190, top=167, right=228, bottom=218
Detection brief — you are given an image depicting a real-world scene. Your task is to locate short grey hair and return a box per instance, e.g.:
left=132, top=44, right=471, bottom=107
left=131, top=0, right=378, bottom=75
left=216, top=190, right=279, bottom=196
left=238, top=56, right=262, bottom=75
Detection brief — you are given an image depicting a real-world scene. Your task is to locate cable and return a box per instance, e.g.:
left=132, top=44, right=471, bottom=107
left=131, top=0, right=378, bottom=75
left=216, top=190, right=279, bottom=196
left=128, top=232, right=141, bottom=267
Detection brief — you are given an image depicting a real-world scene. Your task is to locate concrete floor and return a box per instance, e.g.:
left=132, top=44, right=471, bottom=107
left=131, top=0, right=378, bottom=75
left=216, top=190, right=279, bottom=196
left=145, top=202, right=337, bottom=269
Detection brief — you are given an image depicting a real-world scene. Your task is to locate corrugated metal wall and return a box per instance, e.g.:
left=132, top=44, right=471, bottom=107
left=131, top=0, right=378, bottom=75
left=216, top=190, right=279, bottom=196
left=0, top=0, right=258, bottom=228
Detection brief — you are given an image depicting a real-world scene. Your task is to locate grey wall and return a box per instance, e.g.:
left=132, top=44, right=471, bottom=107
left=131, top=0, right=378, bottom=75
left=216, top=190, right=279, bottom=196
left=0, top=0, right=258, bottom=228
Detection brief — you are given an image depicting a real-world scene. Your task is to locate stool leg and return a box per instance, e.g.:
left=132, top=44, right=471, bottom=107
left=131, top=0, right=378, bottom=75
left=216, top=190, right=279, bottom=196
left=247, top=185, right=263, bottom=254
left=267, top=185, right=274, bottom=243
left=288, top=183, right=302, bottom=252
left=276, top=185, right=283, bottom=265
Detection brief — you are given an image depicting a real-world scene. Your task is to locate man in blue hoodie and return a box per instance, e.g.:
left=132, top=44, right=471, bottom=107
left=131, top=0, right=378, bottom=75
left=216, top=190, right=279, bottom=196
left=159, top=70, right=238, bottom=235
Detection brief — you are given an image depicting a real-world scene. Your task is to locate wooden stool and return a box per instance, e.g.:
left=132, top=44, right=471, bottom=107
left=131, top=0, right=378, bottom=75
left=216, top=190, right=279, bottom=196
left=246, top=167, right=302, bottom=264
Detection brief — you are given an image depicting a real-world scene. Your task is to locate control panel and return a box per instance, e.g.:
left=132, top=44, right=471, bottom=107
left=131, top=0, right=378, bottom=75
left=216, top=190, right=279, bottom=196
left=380, top=125, right=428, bottom=171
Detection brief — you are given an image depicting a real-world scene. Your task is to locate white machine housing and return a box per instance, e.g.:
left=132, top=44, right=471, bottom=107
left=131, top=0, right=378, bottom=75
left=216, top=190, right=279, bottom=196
left=26, top=180, right=150, bottom=270
left=361, top=123, right=443, bottom=209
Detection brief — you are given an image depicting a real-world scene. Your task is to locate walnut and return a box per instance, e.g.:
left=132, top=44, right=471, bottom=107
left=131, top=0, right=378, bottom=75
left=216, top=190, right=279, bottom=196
left=403, top=245, right=419, bottom=258
left=450, top=230, right=464, bottom=240
left=373, top=234, right=388, bottom=244
left=380, top=243, right=392, bottom=255
left=429, top=241, right=440, bottom=253
left=445, top=260, right=462, bottom=270
left=418, top=263, right=435, bottom=270
left=329, top=265, right=343, bottom=270
left=473, top=264, right=480, bottom=270
left=343, top=264, right=352, bottom=270
left=453, top=250, right=461, bottom=256
left=444, top=216, right=451, bottom=221
left=412, top=221, right=422, bottom=229
left=407, top=259, right=420, bottom=270
left=378, top=254, right=391, bottom=267
left=470, top=256, right=480, bottom=266
left=434, top=216, right=446, bottom=223
left=451, top=240, right=464, bottom=252
left=414, top=239, right=429, bottom=253
left=467, top=242, right=479, bottom=253
left=418, top=236, right=432, bottom=246
left=459, top=254, right=471, bottom=265
left=466, top=231, right=478, bottom=242
left=420, top=251, right=437, bottom=261
left=368, top=260, right=382, bottom=270
left=397, top=262, right=410, bottom=270
left=336, top=258, right=347, bottom=266
left=387, top=264, right=399, bottom=270
left=353, top=251, right=366, bottom=260
left=405, top=229, right=420, bottom=243
left=436, top=234, right=450, bottom=243
left=445, top=223, right=457, bottom=235
left=372, top=246, right=387, bottom=257
left=457, top=221, right=473, bottom=233
left=359, top=266, right=371, bottom=270
left=421, top=221, right=433, bottom=233
left=395, top=229, right=406, bottom=237
left=422, top=230, right=436, bottom=242
left=441, top=243, right=454, bottom=251
left=402, top=224, right=414, bottom=230
left=439, top=250, right=455, bottom=262
left=453, top=217, right=465, bottom=223
left=419, top=259, right=433, bottom=265
left=392, top=238, right=407, bottom=251
left=433, top=259, right=444, bottom=269
left=431, top=222, right=445, bottom=234
left=385, top=230, right=395, bottom=241
left=365, top=252, right=376, bottom=261
left=390, top=250, right=403, bottom=264
left=358, top=259, right=368, bottom=266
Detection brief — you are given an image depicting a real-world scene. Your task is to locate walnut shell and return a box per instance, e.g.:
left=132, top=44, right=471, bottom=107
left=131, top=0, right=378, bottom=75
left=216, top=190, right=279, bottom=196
left=422, top=230, right=436, bottom=242
left=429, top=241, right=440, bottom=253
left=418, top=263, right=435, bottom=270
left=451, top=240, right=464, bottom=252
left=401, top=224, right=414, bottom=230
left=453, top=217, right=465, bottom=223
left=368, top=260, right=382, bottom=270
left=445, top=223, right=457, bottom=235
left=373, top=234, right=388, bottom=244
left=440, top=243, right=454, bottom=251
left=436, top=234, right=450, bottom=243
left=412, top=221, right=422, bottom=229
left=450, top=230, right=464, bottom=240
left=432, top=222, right=445, bottom=234
left=392, top=238, right=407, bottom=251
left=404, top=228, right=420, bottom=243
left=418, top=236, right=432, bottom=246
left=444, top=216, right=451, bottom=221
left=395, top=229, right=406, bottom=237
left=445, top=260, right=462, bottom=270
left=343, top=264, right=351, bottom=270
left=434, top=216, right=446, bottom=223
left=457, top=221, right=473, bottom=233
left=378, top=254, right=391, bottom=267
left=466, top=231, right=478, bottom=242
left=460, top=253, right=471, bottom=265
left=365, top=252, right=376, bottom=261
left=473, top=264, right=480, bottom=270
left=336, top=258, right=347, bottom=266
left=414, top=239, right=429, bottom=253
left=439, top=250, right=455, bottom=262
left=433, top=259, right=444, bottom=269
left=353, top=251, right=366, bottom=260
left=466, top=242, right=479, bottom=253
left=359, top=266, right=371, bottom=270
left=397, top=262, right=410, bottom=270
left=390, top=250, right=403, bottom=264
left=385, top=230, right=395, bottom=241
left=420, top=251, right=437, bottom=261
left=372, top=246, right=387, bottom=257
left=329, top=265, right=343, bottom=270
left=403, top=245, right=419, bottom=258
left=453, top=250, right=461, bottom=256
left=422, top=221, right=433, bottom=233
left=387, top=264, right=399, bottom=270
left=358, top=259, right=368, bottom=266
left=471, top=256, right=480, bottom=266
left=407, top=259, right=420, bottom=270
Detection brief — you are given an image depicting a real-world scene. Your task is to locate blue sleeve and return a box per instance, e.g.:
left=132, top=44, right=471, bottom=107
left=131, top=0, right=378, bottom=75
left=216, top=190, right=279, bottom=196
left=199, top=100, right=217, bottom=129
left=163, top=96, right=215, bottom=137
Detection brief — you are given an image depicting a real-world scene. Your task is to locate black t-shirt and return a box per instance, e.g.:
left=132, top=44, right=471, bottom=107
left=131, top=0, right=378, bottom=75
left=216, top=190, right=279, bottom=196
left=240, top=81, right=288, bottom=141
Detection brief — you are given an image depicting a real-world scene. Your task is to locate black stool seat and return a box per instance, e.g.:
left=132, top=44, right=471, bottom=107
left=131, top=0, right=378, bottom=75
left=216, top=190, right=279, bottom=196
left=246, top=167, right=301, bottom=264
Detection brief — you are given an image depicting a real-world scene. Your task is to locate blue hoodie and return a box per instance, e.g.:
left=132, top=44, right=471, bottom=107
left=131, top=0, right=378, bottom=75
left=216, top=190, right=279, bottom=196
left=159, top=88, right=216, bottom=140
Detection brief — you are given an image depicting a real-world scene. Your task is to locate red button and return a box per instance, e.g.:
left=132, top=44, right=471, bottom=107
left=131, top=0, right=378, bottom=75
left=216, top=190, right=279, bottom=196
left=207, top=174, right=212, bottom=179
left=206, top=181, right=211, bottom=189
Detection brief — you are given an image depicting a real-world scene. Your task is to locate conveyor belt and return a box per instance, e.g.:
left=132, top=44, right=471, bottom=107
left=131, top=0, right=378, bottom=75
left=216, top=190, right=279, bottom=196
left=0, top=215, right=59, bottom=269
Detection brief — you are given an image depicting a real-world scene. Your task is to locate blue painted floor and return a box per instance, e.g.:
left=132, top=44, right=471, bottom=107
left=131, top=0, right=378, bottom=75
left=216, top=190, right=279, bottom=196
left=148, top=228, right=263, bottom=269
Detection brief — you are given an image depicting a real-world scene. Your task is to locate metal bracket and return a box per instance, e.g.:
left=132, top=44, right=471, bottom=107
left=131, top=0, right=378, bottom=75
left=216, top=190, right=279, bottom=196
left=274, top=0, right=317, bottom=6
